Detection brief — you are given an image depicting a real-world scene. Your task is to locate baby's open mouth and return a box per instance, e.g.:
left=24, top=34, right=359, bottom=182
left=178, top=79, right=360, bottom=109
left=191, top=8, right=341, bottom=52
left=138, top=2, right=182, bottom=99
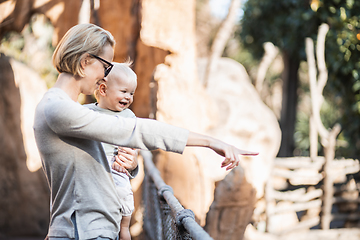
left=119, top=101, right=127, bottom=107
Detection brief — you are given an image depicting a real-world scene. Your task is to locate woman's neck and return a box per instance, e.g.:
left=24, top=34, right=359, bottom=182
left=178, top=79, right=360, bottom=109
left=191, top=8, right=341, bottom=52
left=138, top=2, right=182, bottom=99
left=53, top=73, right=81, bottom=101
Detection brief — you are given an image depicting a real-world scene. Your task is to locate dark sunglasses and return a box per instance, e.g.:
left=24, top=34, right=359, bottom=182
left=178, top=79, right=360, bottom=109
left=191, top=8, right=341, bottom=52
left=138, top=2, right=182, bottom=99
left=89, top=54, right=114, bottom=77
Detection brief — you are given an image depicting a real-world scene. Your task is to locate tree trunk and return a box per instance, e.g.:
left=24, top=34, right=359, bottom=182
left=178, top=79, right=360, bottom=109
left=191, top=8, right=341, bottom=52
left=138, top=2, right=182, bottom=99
left=0, top=54, right=49, bottom=237
left=278, top=52, right=300, bottom=157
left=203, top=0, right=241, bottom=87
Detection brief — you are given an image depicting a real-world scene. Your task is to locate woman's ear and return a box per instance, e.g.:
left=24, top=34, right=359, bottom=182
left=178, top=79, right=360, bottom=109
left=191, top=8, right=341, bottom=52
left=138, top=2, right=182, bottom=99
left=98, top=83, right=107, bottom=96
left=80, top=54, right=90, bottom=69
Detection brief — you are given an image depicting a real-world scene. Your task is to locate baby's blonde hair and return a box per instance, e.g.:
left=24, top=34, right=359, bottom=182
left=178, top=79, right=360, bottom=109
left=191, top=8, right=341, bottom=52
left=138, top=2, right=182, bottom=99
left=52, top=23, right=115, bottom=77
left=94, top=59, right=137, bottom=102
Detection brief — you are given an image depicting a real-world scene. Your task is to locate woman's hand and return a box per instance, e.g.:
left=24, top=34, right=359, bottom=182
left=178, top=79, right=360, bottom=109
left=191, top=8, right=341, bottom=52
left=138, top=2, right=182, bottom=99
left=112, top=147, right=138, bottom=173
left=186, top=132, right=258, bottom=171
left=209, top=140, right=258, bottom=170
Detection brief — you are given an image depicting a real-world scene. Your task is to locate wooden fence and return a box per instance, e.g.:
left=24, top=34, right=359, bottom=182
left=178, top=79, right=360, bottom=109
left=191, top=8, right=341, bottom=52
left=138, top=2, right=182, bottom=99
left=263, top=156, right=359, bottom=235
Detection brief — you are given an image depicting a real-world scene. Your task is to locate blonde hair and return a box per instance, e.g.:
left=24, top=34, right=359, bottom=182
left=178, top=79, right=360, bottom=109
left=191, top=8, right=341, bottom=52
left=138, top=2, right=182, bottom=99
left=52, top=23, right=115, bottom=77
left=94, top=60, right=137, bottom=102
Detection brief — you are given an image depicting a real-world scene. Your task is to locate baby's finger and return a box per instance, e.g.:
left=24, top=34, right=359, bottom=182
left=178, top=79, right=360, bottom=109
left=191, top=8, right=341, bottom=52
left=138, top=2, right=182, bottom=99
left=117, top=152, right=131, bottom=162
left=114, top=155, right=126, bottom=165
left=115, top=154, right=135, bottom=169
left=112, top=162, right=130, bottom=176
left=118, top=147, right=136, bottom=154
left=112, top=161, right=123, bottom=171
left=117, top=150, right=136, bottom=161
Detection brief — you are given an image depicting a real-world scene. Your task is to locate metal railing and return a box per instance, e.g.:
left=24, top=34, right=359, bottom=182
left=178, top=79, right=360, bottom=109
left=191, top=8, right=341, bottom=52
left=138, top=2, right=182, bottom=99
left=141, top=150, right=213, bottom=240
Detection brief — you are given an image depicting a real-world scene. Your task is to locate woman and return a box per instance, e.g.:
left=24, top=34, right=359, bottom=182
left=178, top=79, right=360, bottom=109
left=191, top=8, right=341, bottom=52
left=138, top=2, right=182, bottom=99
left=34, top=23, right=257, bottom=240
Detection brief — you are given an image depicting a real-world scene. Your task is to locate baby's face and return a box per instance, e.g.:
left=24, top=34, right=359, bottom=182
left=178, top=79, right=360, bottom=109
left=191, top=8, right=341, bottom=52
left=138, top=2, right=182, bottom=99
left=104, top=74, right=137, bottom=112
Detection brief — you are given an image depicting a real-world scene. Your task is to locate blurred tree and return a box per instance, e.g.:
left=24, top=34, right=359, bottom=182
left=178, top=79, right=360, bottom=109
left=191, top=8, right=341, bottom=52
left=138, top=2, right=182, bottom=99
left=203, top=0, right=241, bottom=87
left=196, top=0, right=217, bottom=58
left=239, top=0, right=360, bottom=158
left=0, top=14, right=57, bottom=88
left=239, top=0, right=319, bottom=157
left=316, top=0, right=360, bottom=158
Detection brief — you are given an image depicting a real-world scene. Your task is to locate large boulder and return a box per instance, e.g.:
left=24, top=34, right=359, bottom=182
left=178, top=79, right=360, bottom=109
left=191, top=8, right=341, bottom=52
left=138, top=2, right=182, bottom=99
left=198, top=57, right=281, bottom=239
left=198, top=57, right=281, bottom=200
left=205, top=167, right=257, bottom=240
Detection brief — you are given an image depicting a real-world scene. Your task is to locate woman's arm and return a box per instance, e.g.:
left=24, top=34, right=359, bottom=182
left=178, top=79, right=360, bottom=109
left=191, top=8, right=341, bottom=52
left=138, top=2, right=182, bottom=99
left=186, top=132, right=258, bottom=170
left=45, top=97, right=188, bottom=153
left=44, top=94, right=256, bottom=171
left=113, top=132, right=259, bottom=173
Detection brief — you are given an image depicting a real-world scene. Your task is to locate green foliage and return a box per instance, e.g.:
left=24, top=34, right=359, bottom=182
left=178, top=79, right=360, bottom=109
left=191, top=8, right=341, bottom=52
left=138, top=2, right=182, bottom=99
left=0, top=14, right=57, bottom=88
left=239, top=0, right=319, bottom=60
left=239, top=0, right=360, bottom=158
left=317, top=0, right=360, bottom=157
left=294, top=110, right=311, bottom=156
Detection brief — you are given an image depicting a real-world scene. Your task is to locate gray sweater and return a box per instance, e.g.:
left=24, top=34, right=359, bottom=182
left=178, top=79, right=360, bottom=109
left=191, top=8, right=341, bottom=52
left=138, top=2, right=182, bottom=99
left=33, top=88, right=189, bottom=239
left=84, top=103, right=136, bottom=198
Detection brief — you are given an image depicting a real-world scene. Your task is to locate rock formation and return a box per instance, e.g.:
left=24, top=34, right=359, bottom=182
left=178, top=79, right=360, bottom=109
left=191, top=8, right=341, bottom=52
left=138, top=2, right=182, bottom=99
left=205, top=167, right=257, bottom=240
left=198, top=57, right=281, bottom=239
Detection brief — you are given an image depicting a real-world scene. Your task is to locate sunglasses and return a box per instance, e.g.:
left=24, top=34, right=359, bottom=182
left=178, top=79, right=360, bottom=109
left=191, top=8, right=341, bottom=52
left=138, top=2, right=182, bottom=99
left=89, top=54, right=114, bottom=77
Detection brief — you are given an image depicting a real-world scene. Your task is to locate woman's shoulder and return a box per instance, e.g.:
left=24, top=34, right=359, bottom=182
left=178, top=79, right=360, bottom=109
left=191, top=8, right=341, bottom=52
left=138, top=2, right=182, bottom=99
left=41, top=88, right=74, bottom=106
left=40, top=88, right=89, bottom=122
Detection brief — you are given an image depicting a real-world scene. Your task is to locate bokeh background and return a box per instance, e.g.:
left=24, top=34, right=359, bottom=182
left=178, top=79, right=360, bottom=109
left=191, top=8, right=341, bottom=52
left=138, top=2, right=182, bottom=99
left=1, top=0, right=360, bottom=239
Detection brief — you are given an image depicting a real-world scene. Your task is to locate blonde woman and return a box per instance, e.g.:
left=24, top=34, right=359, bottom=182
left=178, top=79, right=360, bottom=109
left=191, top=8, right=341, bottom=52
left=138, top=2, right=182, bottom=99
left=34, top=23, right=258, bottom=240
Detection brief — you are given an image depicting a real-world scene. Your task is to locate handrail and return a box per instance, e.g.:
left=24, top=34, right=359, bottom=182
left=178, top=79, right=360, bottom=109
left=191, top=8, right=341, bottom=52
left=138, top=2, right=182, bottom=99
left=141, top=150, right=214, bottom=240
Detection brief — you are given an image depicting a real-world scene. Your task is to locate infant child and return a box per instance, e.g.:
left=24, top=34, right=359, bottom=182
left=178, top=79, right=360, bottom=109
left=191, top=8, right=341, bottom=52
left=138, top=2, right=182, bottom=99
left=85, top=61, right=138, bottom=240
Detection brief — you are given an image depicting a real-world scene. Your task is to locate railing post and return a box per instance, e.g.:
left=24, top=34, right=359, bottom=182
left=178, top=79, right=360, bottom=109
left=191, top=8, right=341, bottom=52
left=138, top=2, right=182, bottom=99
left=176, top=209, right=195, bottom=239
left=158, top=185, right=178, bottom=239
left=141, top=150, right=214, bottom=240
left=143, top=168, right=163, bottom=240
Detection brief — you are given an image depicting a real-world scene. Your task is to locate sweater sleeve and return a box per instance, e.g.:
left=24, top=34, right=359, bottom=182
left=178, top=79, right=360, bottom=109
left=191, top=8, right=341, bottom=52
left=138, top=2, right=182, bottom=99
left=44, top=95, right=189, bottom=154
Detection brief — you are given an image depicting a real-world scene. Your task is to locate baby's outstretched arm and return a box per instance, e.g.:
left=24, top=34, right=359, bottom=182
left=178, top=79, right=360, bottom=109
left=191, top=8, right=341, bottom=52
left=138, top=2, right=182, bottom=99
left=186, top=132, right=258, bottom=170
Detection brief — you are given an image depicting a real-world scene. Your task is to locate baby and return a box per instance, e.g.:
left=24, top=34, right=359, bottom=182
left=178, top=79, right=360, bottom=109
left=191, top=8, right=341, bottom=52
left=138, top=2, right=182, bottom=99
left=85, top=61, right=137, bottom=240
